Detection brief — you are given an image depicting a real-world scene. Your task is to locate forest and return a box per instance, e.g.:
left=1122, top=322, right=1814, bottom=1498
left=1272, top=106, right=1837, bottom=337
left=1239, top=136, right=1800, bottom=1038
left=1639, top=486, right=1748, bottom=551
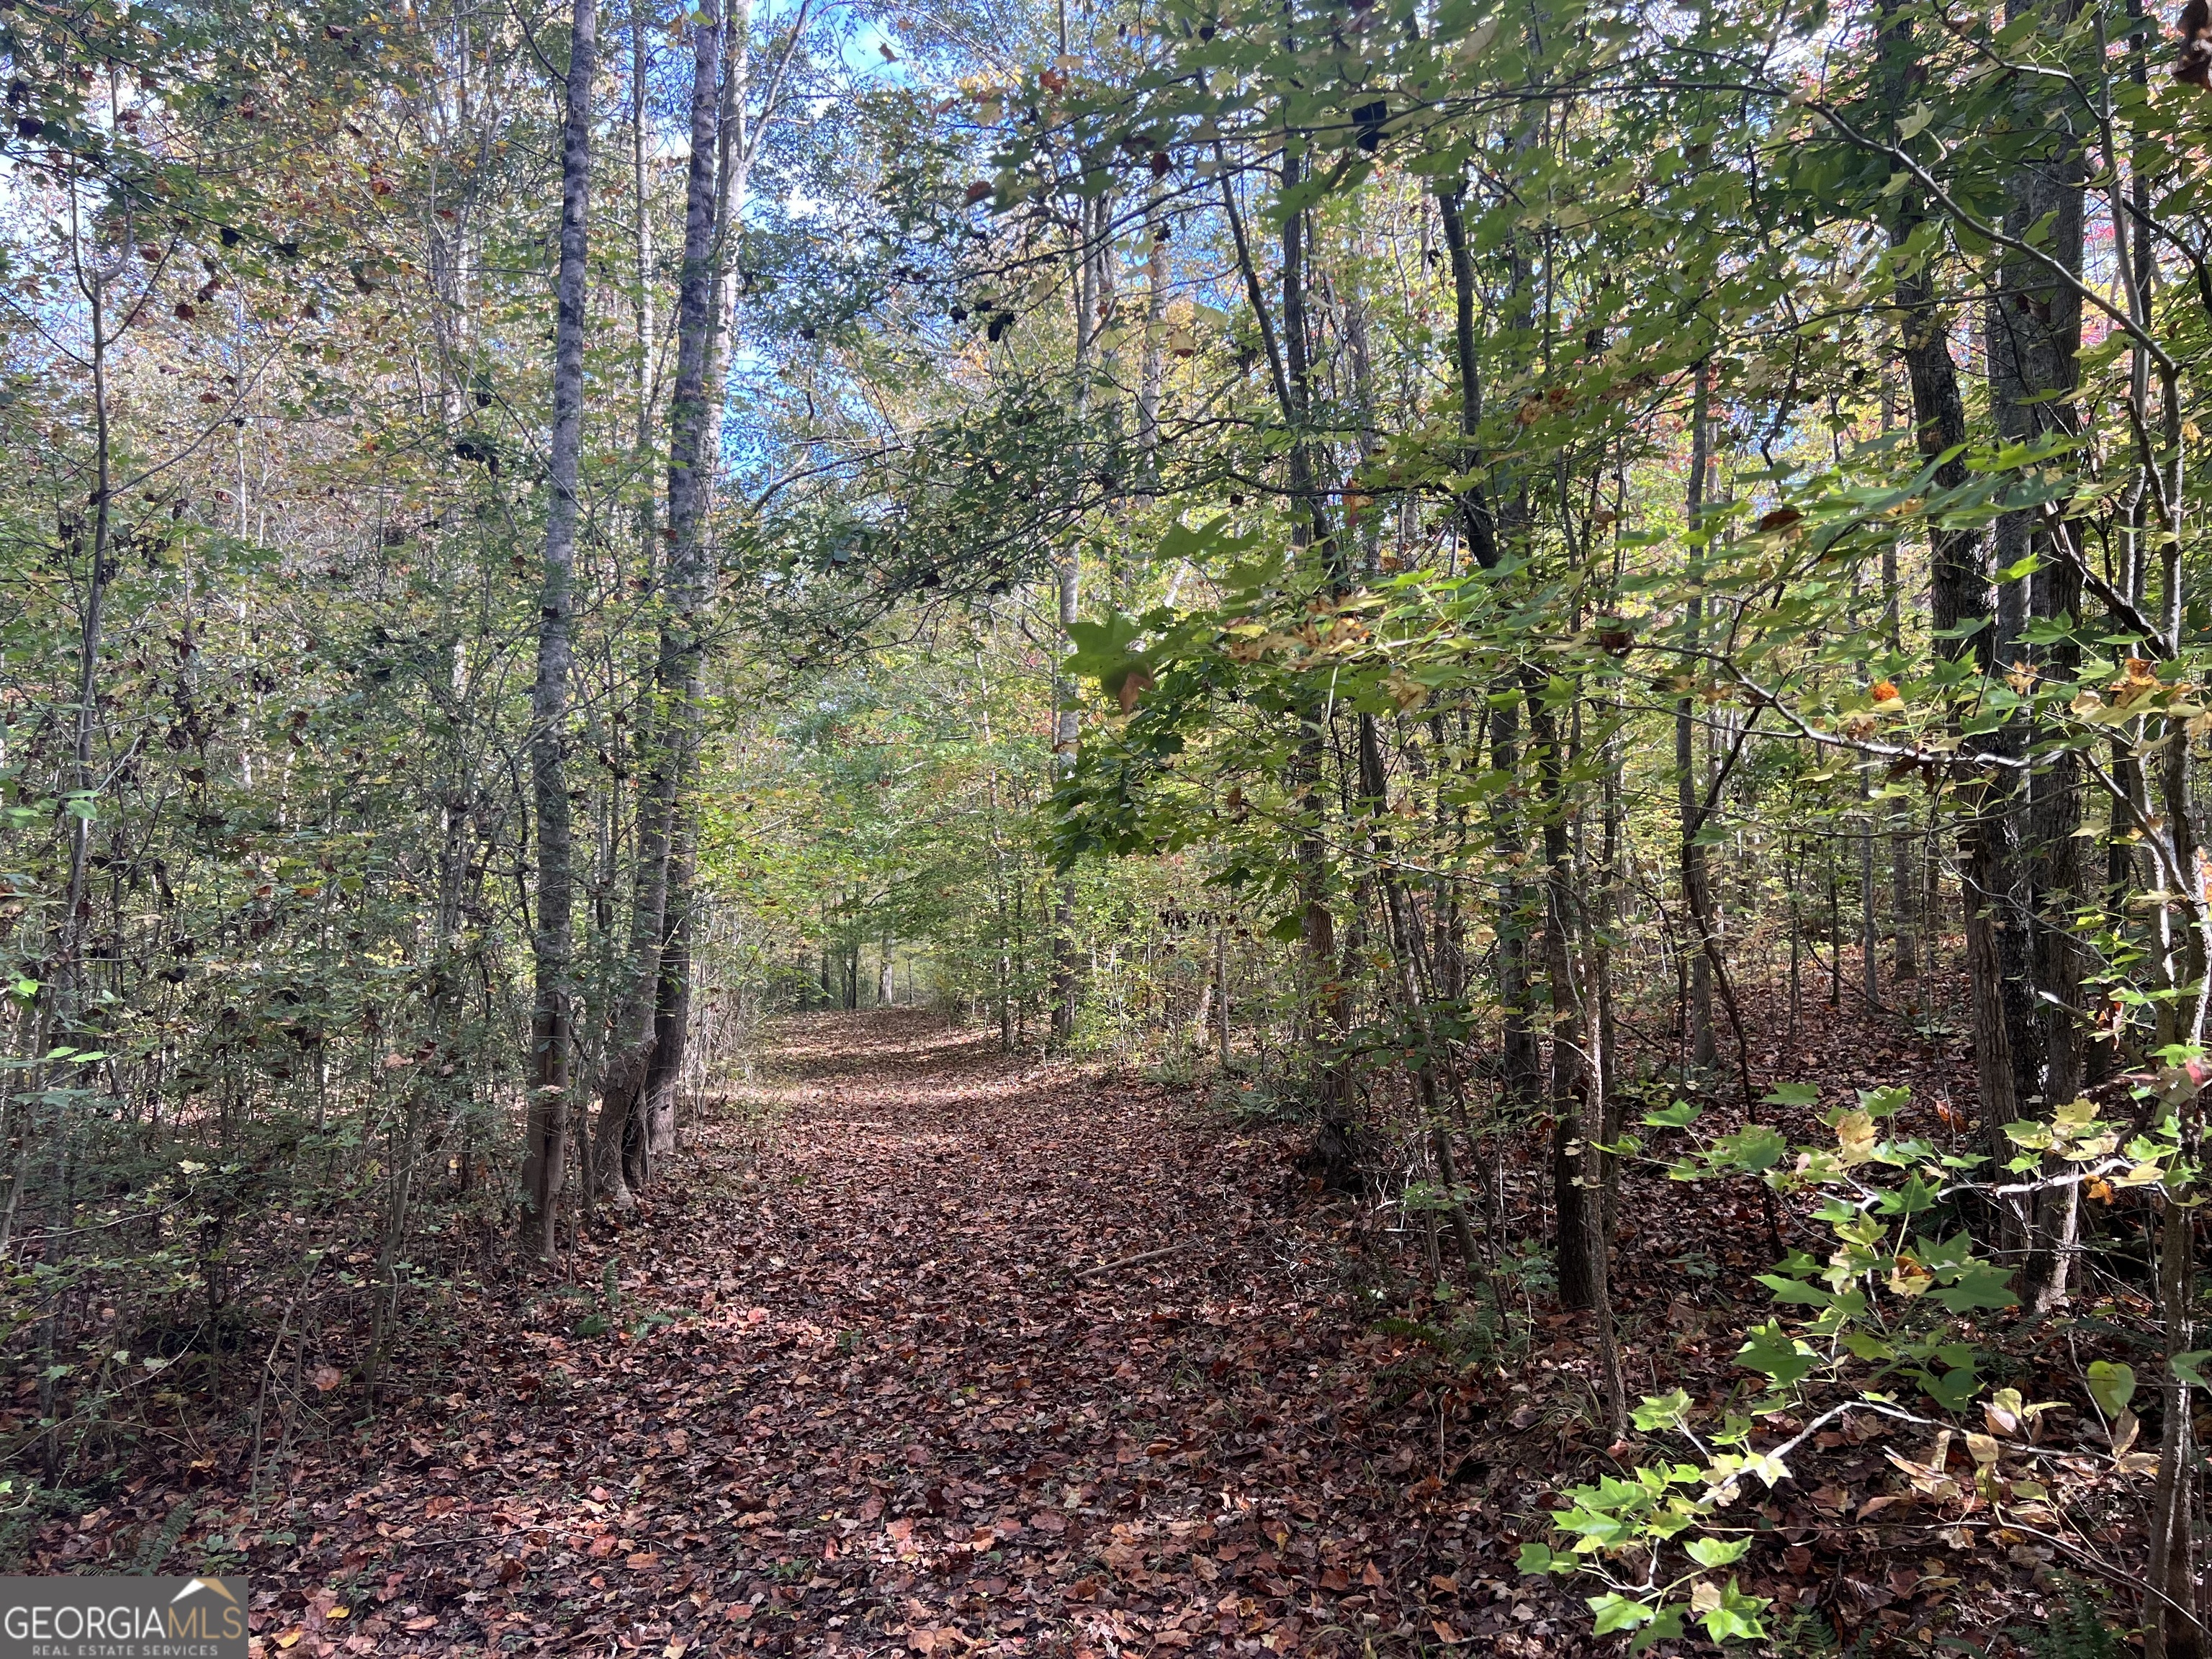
left=2, top=0, right=2211, bottom=1648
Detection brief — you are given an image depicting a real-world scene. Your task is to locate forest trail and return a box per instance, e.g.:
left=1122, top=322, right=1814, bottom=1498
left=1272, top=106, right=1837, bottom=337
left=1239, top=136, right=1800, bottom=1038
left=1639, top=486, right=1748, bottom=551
left=50, top=1011, right=1569, bottom=1658
left=538, top=1007, right=1541, bottom=1659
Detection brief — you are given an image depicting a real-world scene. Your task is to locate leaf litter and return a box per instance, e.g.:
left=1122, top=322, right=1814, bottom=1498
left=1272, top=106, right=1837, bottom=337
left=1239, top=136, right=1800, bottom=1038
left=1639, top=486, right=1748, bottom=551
left=35, top=1000, right=2127, bottom=1655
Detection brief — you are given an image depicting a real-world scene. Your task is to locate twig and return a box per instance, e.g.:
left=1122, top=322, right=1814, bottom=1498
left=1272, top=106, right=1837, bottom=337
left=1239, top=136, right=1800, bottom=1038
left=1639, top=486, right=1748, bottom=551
left=1073, top=1242, right=1196, bottom=1280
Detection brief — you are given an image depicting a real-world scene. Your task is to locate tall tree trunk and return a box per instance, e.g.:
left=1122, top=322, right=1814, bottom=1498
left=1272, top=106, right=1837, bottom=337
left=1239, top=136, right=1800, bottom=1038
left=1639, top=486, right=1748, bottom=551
left=519, top=0, right=596, bottom=1259
left=1990, top=0, right=2087, bottom=1307
left=1677, top=359, right=1717, bottom=1070
left=1216, top=119, right=1344, bottom=1116
left=630, top=0, right=657, bottom=570
left=1531, top=681, right=1596, bottom=1313
left=1882, top=499, right=1921, bottom=984
left=2146, top=1194, right=2203, bottom=1659
left=1051, top=539, right=1081, bottom=1044
left=20, top=179, right=125, bottom=1421
left=1876, top=0, right=2015, bottom=1206
left=593, top=0, right=722, bottom=1208
left=1049, top=186, right=1107, bottom=1046
left=1434, top=181, right=1536, bottom=1105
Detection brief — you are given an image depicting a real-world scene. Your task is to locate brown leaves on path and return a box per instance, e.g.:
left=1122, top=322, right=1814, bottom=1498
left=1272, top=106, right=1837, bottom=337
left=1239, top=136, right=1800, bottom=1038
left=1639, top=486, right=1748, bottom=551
left=46, top=1010, right=1555, bottom=1658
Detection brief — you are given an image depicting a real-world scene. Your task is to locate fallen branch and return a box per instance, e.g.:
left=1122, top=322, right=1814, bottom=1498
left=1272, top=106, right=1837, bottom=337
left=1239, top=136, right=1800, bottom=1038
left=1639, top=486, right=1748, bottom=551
left=1074, top=1242, right=1197, bottom=1280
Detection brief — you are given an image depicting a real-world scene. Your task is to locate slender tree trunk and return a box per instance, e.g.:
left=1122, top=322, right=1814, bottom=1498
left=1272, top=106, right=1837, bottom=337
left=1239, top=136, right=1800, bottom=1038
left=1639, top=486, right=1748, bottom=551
left=1432, top=185, right=1501, bottom=572
left=1216, top=114, right=1344, bottom=1119
left=1359, top=714, right=1483, bottom=1284
left=641, top=811, right=694, bottom=1172
left=593, top=0, right=722, bottom=1207
left=1435, top=183, right=1536, bottom=1107
left=1877, top=0, right=2021, bottom=1219
left=24, top=187, right=122, bottom=1422
left=630, top=0, right=657, bottom=568
left=1214, top=922, right=1231, bottom=1064
left=519, top=0, right=596, bottom=1259
left=1992, top=0, right=2087, bottom=1306
left=1883, top=521, right=1921, bottom=984
left=2146, top=1196, right=2203, bottom=1659
left=1051, top=544, right=1081, bottom=1044
left=1677, top=359, right=1716, bottom=1070
left=1530, top=683, right=1596, bottom=1313
left=1137, top=184, right=1169, bottom=499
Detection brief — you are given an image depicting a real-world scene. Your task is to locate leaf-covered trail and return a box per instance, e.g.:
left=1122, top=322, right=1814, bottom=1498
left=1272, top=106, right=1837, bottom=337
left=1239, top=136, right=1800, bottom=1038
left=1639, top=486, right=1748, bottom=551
left=150, top=1010, right=1564, bottom=1658
left=40, top=984, right=2090, bottom=1656
left=539, top=1008, right=1540, bottom=1658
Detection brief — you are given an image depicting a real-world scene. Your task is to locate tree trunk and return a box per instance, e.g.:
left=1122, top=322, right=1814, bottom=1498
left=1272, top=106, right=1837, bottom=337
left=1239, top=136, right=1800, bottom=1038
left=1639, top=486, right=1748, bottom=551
left=519, top=0, right=595, bottom=1260
left=1359, top=714, right=1483, bottom=1285
left=1990, top=0, right=2087, bottom=1306
left=1677, top=358, right=1716, bottom=1070
left=1877, top=0, right=2023, bottom=1233
left=1532, top=683, right=1596, bottom=1312
left=2146, top=1195, right=2203, bottom=1659
left=1136, top=183, right=1169, bottom=499
left=641, top=810, right=695, bottom=1175
left=593, top=0, right=723, bottom=1208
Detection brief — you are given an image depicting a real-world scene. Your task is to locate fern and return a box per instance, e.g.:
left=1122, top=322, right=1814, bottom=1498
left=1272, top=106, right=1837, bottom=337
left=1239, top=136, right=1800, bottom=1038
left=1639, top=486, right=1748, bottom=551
left=2013, top=1578, right=2128, bottom=1659
left=129, top=1498, right=196, bottom=1574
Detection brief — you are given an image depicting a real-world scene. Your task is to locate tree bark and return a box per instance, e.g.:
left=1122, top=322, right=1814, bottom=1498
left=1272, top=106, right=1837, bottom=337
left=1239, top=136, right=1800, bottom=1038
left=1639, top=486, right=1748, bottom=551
left=1677, top=359, right=1717, bottom=1070
left=1987, top=0, right=2087, bottom=1307
left=1876, top=0, right=2021, bottom=1223
left=593, top=0, right=722, bottom=1208
left=518, top=0, right=595, bottom=1260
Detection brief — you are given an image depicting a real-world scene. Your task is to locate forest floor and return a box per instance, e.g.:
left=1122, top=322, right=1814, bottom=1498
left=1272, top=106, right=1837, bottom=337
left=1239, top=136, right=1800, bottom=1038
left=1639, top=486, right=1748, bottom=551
left=39, top=996, right=2113, bottom=1657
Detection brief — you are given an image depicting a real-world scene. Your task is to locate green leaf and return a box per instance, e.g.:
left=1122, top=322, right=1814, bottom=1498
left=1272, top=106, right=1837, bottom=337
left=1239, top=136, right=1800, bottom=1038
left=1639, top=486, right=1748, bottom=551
left=1761, top=1082, right=1820, bottom=1108
left=1641, top=1100, right=1702, bottom=1128
left=1737, top=1322, right=1820, bottom=1388
left=1926, top=1264, right=2019, bottom=1313
left=2170, top=1352, right=2212, bottom=1390
left=1631, top=1389, right=1691, bottom=1431
left=1629, top=1604, right=1687, bottom=1654
left=1699, top=1579, right=1771, bottom=1643
left=1685, top=1537, right=1751, bottom=1568
left=1515, top=1541, right=1558, bottom=1575
left=1859, top=1086, right=1910, bottom=1119
left=1922, top=1365, right=1980, bottom=1413
left=1874, top=1172, right=1941, bottom=1215
left=1755, top=1274, right=1833, bottom=1307
left=1589, top=1592, right=1656, bottom=1634
left=1711, top=1125, right=1788, bottom=1174
left=2087, top=1359, right=2137, bottom=1416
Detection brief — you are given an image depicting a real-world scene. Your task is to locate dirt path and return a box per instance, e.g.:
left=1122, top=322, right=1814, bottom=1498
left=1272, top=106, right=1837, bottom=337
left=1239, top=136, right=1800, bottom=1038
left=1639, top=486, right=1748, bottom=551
left=55, top=1011, right=1571, bottom=1657
left=585, top=1010, right=1542, bottom=1658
